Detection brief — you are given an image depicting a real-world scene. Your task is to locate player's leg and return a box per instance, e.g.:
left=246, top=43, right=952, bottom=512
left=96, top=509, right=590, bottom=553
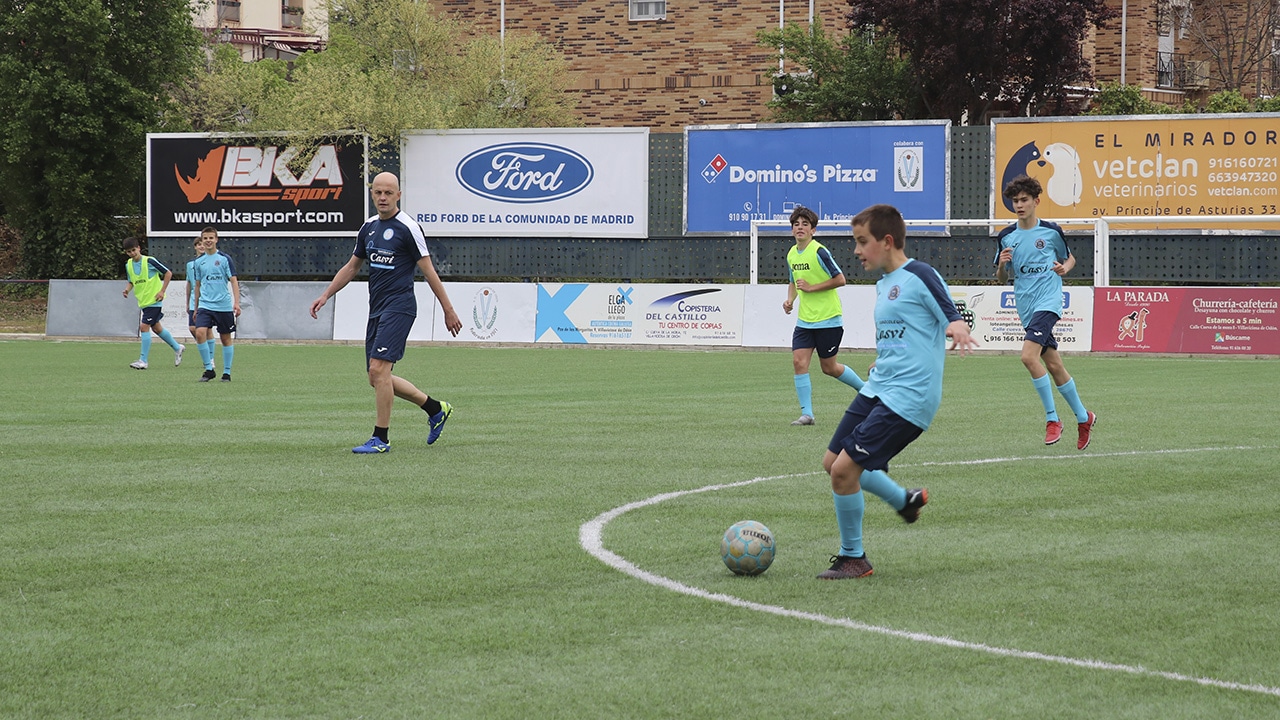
left=194, top=309, right=216, bottom=380
left=837, top=399, right=927, bottom=522
left=133, top=318, right=152, bottom=369
left=791, top=327, right=816, bottom=425
left=1044, top=347, right=1096, bottom=448
left=214, top=312, right=236, bottom=381
left=151, top=317, right=181, bottom=356
left=818, top=395, right=873, bottom=579
left=815, top=326, right=865, bottom=391
left=1022, top=312, right=1061, bottom=442
left=351, top=318, right=391, bottom=453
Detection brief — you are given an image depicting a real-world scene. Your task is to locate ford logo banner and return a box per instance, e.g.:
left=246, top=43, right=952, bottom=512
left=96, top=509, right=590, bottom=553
left=455, top=143, right=594, bottom=203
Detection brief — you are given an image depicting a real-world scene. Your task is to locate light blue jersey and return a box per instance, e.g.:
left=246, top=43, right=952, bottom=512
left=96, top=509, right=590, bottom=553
left=860, top=259, right=963, bottom=430
left=186, top=259, right=198, bottom=312
left=995, top=220, right=1070, bottom=325
left=192, top=251, right=237, bottom=312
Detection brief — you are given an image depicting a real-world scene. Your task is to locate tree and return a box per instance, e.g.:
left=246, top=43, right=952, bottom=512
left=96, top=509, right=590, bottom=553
left=0, top=0, right=200, bottom=278
left=846, top=0, right=1117, bottom=124
left=1180, top=0, right=1280, bottom=98
left=183, top=0, right=580, bottom=166
left=757, top=21, right=921, bottom=122
left=1086, top=82, right=1178, bottom=115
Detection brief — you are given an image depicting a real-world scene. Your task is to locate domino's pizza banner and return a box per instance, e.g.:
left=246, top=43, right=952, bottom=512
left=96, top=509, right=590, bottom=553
left=147, top=133, right=368, bottom=236
left=684, top=121, right=950, bottom=235
left=401, top=129, right=650, bottom=238
left=992, top=114, right=1280, bottom=230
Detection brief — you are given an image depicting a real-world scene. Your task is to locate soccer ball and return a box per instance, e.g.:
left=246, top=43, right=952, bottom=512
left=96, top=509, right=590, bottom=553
left=721, top=520, right=775, bottom=576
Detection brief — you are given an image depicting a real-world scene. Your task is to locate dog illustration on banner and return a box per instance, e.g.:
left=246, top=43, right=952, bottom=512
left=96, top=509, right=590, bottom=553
left=1000, top=139, right=1082, bottom=211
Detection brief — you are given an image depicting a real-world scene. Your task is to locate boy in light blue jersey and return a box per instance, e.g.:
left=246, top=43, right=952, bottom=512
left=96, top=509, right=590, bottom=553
left=121, top=237, right=184, bottom=369
left=995, top=175, right=1095, bottom=450
left=191, top=227, right=240, bottom=382
left=186, top=233, right=216, bottom=368
left=782, top=206, right=865, bottom=426
left=817, top=204, right=978, bottom=580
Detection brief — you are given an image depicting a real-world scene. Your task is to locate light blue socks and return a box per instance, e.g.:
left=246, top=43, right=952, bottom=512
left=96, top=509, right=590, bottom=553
left=1056, top=378, right=1088, bottom=423
left=794, top=373, right=813, bottom=417
left=837, top=365, right=865, bottom=391
left=832, top=490, right=866, bottom=558
left=1033, top=373, right=1058, bottom=422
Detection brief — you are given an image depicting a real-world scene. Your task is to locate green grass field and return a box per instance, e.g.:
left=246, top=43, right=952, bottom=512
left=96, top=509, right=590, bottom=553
left=2, top=339, right=1278, bottom=718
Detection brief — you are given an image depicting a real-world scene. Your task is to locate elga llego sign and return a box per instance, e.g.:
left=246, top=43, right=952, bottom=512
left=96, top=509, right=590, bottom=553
left=147, top=133, right=368, bottom=236
left=684, top=121, right=950, bottom=235
left=535, top=283, right=745, bottom=345
left=992, top=114, right=1280, bottom=229
left=401, top=129, right=650, bottom=238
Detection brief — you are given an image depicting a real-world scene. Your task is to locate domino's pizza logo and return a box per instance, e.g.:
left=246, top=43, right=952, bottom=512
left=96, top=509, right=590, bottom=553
left=701, top=154, right=728, bottom=183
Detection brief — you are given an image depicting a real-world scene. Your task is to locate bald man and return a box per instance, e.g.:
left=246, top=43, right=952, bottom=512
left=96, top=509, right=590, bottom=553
left=311, top=172, right=463, bottom=453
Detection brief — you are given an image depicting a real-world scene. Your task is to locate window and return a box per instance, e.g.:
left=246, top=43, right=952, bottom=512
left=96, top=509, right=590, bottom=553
left=629, top=0, right=666, bottom=21
left=218, top=0, right=241, bottom=23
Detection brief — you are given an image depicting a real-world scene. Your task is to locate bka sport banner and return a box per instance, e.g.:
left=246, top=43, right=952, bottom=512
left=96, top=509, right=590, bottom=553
left=1092, top=287, right=1280, bottom=354
left=992, top=114, right=1280, bottom=229
left=147, top=133, right=368, bottom=236
left=535, top=284, right=745, bottom=345
left=684, top=121, right=950, bottom=235
left=401, top=129, right=649, bottom=238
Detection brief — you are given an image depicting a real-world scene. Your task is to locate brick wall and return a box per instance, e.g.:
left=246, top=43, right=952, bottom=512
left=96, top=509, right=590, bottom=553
left=439, top=0, right=849, bottom=129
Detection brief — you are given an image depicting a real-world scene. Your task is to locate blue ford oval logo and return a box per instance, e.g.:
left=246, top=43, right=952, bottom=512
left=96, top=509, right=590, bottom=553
left=455, top=143, right=594, bottom=203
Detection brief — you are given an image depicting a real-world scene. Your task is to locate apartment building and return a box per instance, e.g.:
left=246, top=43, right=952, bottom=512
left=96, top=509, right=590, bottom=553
left=197, top=1, right=1276, bottom=127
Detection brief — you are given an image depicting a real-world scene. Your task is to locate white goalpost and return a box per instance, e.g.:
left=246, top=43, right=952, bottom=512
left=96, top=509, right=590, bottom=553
left=750, top=216, right=1280, bottom=287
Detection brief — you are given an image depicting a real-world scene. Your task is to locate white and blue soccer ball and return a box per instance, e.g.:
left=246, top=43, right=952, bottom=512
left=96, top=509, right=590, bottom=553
left=721, top=520, right=775, bottom=576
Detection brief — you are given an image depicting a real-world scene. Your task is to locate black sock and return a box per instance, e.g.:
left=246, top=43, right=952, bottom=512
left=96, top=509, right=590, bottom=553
left=422, top=398, right=442, bottom=416
left=373, top=426, right=389, bottom=443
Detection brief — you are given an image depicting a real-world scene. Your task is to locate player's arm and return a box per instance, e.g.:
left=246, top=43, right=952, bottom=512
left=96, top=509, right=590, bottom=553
left=417, top=255, right=462, bottom=337
left=310, top=255, right=362, bottom=318
left=783, top=275, right=797, bottom=314
left=995, top=247, right=1012, bottom=283
left=229, top=275, right=241, bottom=316
left=157, top=269, right=173, bottom=301
left=945, top=319, right=979, bottom=356
left=1054, top=252, right=1076, bottom=276
left=799, top=271, right=845, bottom=292
left=122, top=280, right=133, bottom=298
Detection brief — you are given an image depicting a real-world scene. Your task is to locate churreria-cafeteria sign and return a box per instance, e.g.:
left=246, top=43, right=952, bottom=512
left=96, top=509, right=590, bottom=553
left=992, top=114, right=1280, bottom=229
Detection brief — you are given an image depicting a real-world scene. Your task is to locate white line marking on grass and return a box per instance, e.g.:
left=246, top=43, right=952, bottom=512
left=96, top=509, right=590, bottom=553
left=579, top=446, right=1280, bottom=698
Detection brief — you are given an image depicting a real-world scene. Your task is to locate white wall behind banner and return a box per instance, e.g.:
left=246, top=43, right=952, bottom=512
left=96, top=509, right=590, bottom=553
left=401, top=129, right=650, bottom=239
left=331, top=282, right=537, bottom=344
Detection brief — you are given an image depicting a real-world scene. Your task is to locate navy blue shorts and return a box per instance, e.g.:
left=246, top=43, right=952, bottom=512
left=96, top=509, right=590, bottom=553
left=195, top=308, right=236, bottom=335
left=139, top=306, right=164, bottom=326
left=827, top=394, right=924, bottom=472
left=1023, top=310, right=1061, bottom=352
left=365, top=312, right=414, bottom=365
left=187, top=309, right=197, bottom=327
left=792, top=325, right=844, bottom=359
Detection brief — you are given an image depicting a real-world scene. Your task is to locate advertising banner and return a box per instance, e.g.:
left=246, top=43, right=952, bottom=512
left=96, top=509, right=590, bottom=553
left=401, top=129, right=649, bottom=238
left=535, top=284, right=744, bottom=345
left=992, top=114, right=1280, bottom=229
left=684, top=121, right=950, bottom=235
left=948, top=286, right=1094, bottom=352
left=147, top=133, right=367, bottom=236
left=1092, top=287, right=1280, bottom=354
